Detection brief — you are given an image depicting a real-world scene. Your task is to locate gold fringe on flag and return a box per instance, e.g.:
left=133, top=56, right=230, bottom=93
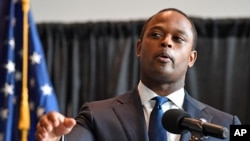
left=18, top=0, right=30, bottom=141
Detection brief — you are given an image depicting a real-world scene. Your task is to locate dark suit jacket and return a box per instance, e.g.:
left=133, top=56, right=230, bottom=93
left=65, top=88, right=241, bottom=141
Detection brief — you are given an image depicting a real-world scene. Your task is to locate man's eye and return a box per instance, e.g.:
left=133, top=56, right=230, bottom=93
left=150, top=32, right=163, bottom=38
left=173, top=36, right=185, bottom=42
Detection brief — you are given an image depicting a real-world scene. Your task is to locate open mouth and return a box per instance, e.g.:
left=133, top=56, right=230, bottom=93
left=157, top=54, right=172, bottom=63
left=160, top=54, right=170, bottom=58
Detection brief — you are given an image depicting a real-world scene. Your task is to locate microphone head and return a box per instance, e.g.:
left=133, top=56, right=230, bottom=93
left=162, top=109, right=191, bottom=134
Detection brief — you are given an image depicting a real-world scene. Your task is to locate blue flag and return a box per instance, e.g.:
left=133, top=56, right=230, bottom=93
left=0, top=0, right=59, bottom=141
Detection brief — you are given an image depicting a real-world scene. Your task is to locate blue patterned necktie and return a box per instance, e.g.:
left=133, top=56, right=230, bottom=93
left=148, top=96, right=168, bottom=141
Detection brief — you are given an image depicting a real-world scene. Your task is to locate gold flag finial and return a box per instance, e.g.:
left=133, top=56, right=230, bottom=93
left=18, top=0, right=30, bottom=141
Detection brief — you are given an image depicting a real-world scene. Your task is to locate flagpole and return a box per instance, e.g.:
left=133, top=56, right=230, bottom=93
left=18, top=0, right=30, bottom=141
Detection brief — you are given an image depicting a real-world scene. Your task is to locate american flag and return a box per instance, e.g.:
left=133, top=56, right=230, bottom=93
left=0, top=0, right=59, bottom=141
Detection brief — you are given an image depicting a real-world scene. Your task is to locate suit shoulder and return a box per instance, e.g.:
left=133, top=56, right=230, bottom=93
left=80, top=89, right=134, bottom=111
left=192, top=97, right=241, bottom=125
left=184, top=93, right=241, bottom=125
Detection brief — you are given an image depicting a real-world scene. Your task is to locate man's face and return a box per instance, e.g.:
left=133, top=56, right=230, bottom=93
left=136, top=10, right=197, bottom=83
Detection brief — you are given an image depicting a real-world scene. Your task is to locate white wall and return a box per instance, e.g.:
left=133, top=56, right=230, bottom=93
left=31, top=0, right=250, bottom=23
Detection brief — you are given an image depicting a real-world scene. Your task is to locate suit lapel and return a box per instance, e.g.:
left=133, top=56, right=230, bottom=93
left=183, top=93, right=213, bottom=122
left=113, top=89, right=149, bottom=141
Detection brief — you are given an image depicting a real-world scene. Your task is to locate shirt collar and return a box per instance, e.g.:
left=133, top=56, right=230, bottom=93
left=138, top=80, right=185, bottom=109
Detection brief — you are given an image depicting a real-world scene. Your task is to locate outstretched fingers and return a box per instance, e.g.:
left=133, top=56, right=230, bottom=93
left=35, top=111, right=73, bottom=141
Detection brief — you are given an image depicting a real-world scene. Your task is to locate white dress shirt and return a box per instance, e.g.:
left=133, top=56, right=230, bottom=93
left=138, top=81, right=185, bottom=141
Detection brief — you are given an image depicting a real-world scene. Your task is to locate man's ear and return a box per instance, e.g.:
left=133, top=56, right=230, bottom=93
left=188, top=50, right=197, bottom=68
left=136, top=39, right=142, bottom=57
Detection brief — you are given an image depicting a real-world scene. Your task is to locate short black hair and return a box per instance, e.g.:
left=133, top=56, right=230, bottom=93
left=139, top=8, right=197, bottom=50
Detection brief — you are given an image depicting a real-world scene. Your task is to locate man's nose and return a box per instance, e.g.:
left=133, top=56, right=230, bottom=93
left=160, top=36, right=172, bottom=48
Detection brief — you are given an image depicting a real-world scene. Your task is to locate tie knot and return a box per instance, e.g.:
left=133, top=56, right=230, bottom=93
left=153, top=96, right=168, bottom=106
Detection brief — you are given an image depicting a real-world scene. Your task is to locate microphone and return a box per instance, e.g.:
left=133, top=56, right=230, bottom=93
left=161, top=109, right=229, bottom=139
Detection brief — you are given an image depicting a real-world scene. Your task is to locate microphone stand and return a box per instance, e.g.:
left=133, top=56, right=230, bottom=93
left=185, top=119, right=206, bottom=141
left=189, top=131, right=205, bottom=141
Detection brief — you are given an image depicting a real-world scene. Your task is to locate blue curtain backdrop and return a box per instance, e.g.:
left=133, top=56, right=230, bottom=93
left=0, top=1, right=59, bottom=141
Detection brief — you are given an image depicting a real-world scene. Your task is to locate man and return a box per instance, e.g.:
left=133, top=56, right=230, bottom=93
left=35, top=8, right=241, bottom=141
